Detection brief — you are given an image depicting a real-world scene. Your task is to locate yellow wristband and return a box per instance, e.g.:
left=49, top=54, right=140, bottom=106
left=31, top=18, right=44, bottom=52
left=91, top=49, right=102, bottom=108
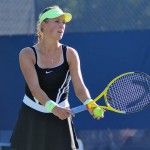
left=45, top=100, right=57, bottom=112
left=83, top=99, right=93, bottom=105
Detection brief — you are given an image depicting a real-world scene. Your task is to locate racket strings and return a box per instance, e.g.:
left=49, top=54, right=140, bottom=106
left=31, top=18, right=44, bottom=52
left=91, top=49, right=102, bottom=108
left=106, top=73, right=150, bottom=113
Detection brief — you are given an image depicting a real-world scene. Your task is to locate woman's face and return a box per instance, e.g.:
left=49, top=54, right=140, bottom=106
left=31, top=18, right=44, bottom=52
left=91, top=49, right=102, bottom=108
left=42, top=15, right=66, bottom=40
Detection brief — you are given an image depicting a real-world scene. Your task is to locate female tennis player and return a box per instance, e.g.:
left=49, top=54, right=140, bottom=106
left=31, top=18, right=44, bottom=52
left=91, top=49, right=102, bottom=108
left=10, top=5, right=103, bottom=150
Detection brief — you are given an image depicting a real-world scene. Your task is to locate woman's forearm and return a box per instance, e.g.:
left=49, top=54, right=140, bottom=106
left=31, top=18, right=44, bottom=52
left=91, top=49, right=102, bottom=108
left=30, top=86, right=50, bottom=105
left=75, top=85, right=91, bottom=103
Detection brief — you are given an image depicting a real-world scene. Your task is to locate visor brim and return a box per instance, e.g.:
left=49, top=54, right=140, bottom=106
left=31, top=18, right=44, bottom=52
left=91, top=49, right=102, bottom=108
left=39, top=9, right=72, bottom=24
left=48, top=13, right=72, bottom=22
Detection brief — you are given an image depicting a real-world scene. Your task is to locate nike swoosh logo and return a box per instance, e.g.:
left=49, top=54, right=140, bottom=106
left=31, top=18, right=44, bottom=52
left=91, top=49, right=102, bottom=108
left=46, top=71, right=53, bottom=74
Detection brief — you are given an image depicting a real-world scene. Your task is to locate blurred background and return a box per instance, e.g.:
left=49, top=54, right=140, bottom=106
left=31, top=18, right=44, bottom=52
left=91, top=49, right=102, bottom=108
left=0, top=0, right=150, bottom=149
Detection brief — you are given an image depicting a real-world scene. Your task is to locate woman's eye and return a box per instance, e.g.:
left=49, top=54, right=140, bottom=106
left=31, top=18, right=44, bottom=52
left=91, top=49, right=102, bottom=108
left=55, top=20, right=66, bottom=24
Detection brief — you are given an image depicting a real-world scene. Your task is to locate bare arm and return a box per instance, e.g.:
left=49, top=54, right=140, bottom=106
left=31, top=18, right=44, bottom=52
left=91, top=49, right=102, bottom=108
left=19, top=47, right=50, bottom=105
left=68, top=47, right=91, bottom=103
left=68, top=47, right=104, bottom=119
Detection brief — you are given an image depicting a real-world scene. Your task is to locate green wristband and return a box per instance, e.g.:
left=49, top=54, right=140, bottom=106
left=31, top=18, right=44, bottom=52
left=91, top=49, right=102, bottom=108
left=84, top=99, right=93, bottom=105
left=45, top=100, right=57, bottom=112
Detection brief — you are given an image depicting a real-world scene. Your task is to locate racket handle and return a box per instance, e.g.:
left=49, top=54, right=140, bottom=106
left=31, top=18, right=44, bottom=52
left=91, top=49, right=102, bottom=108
left=71, top=105, right=87, bottom=114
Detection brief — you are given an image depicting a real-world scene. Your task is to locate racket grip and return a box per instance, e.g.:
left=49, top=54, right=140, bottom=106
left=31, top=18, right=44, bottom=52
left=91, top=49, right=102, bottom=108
left=71, top=105, right=87, bottom=114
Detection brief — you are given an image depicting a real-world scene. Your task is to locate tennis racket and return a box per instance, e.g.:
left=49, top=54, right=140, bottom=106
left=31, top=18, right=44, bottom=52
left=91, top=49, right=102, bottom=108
left=71, top=72, right=150, bottom=114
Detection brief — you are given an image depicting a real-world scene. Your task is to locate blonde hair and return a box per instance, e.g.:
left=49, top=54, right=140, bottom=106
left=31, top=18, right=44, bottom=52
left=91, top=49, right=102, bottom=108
left=36, top=5, right=60, bottom=43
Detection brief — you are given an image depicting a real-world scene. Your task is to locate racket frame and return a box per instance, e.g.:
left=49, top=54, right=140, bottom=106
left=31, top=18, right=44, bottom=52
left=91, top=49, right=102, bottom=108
left=72, top=71, right=150, bottom=114
left=87, top=72, right=135, bottom=114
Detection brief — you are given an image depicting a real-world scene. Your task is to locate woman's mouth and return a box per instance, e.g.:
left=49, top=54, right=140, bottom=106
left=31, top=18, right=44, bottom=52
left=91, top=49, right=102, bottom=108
left=58, top=31, right=63, bottom=34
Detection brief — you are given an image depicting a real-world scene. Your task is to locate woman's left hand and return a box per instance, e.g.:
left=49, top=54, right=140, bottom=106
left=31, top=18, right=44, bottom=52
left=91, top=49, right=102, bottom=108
left=87, top=102, right=105, bottom=120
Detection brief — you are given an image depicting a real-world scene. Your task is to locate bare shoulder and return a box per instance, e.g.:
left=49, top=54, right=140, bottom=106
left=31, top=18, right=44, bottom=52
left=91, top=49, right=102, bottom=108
left=67, top=46, right=80, bottom=64
left=19, top=47, right=36, bottom=63
left=67, top=46, right=78, bottom=56
left=19, top=47, right=34, bottom=57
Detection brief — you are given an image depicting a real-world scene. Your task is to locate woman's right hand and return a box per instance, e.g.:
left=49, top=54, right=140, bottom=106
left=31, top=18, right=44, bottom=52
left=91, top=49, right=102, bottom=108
left=52, top=106, right=74, bottom=120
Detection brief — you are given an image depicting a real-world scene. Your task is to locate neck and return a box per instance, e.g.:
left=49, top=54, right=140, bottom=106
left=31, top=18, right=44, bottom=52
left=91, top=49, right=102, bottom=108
left=36, top=40, right=61, bottom=64
left=38, top=39, right=61, bottom=54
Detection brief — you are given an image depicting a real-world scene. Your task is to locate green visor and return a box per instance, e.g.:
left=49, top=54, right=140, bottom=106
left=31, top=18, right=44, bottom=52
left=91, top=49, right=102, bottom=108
left=39, top=8, right=72, bottom=24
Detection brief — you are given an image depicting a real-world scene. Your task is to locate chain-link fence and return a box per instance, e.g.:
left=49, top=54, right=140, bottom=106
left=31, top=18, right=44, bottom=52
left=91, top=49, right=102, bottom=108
left=0, top=0, right=35, bottom=35
left=1, top=0, right=150, bottom=35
